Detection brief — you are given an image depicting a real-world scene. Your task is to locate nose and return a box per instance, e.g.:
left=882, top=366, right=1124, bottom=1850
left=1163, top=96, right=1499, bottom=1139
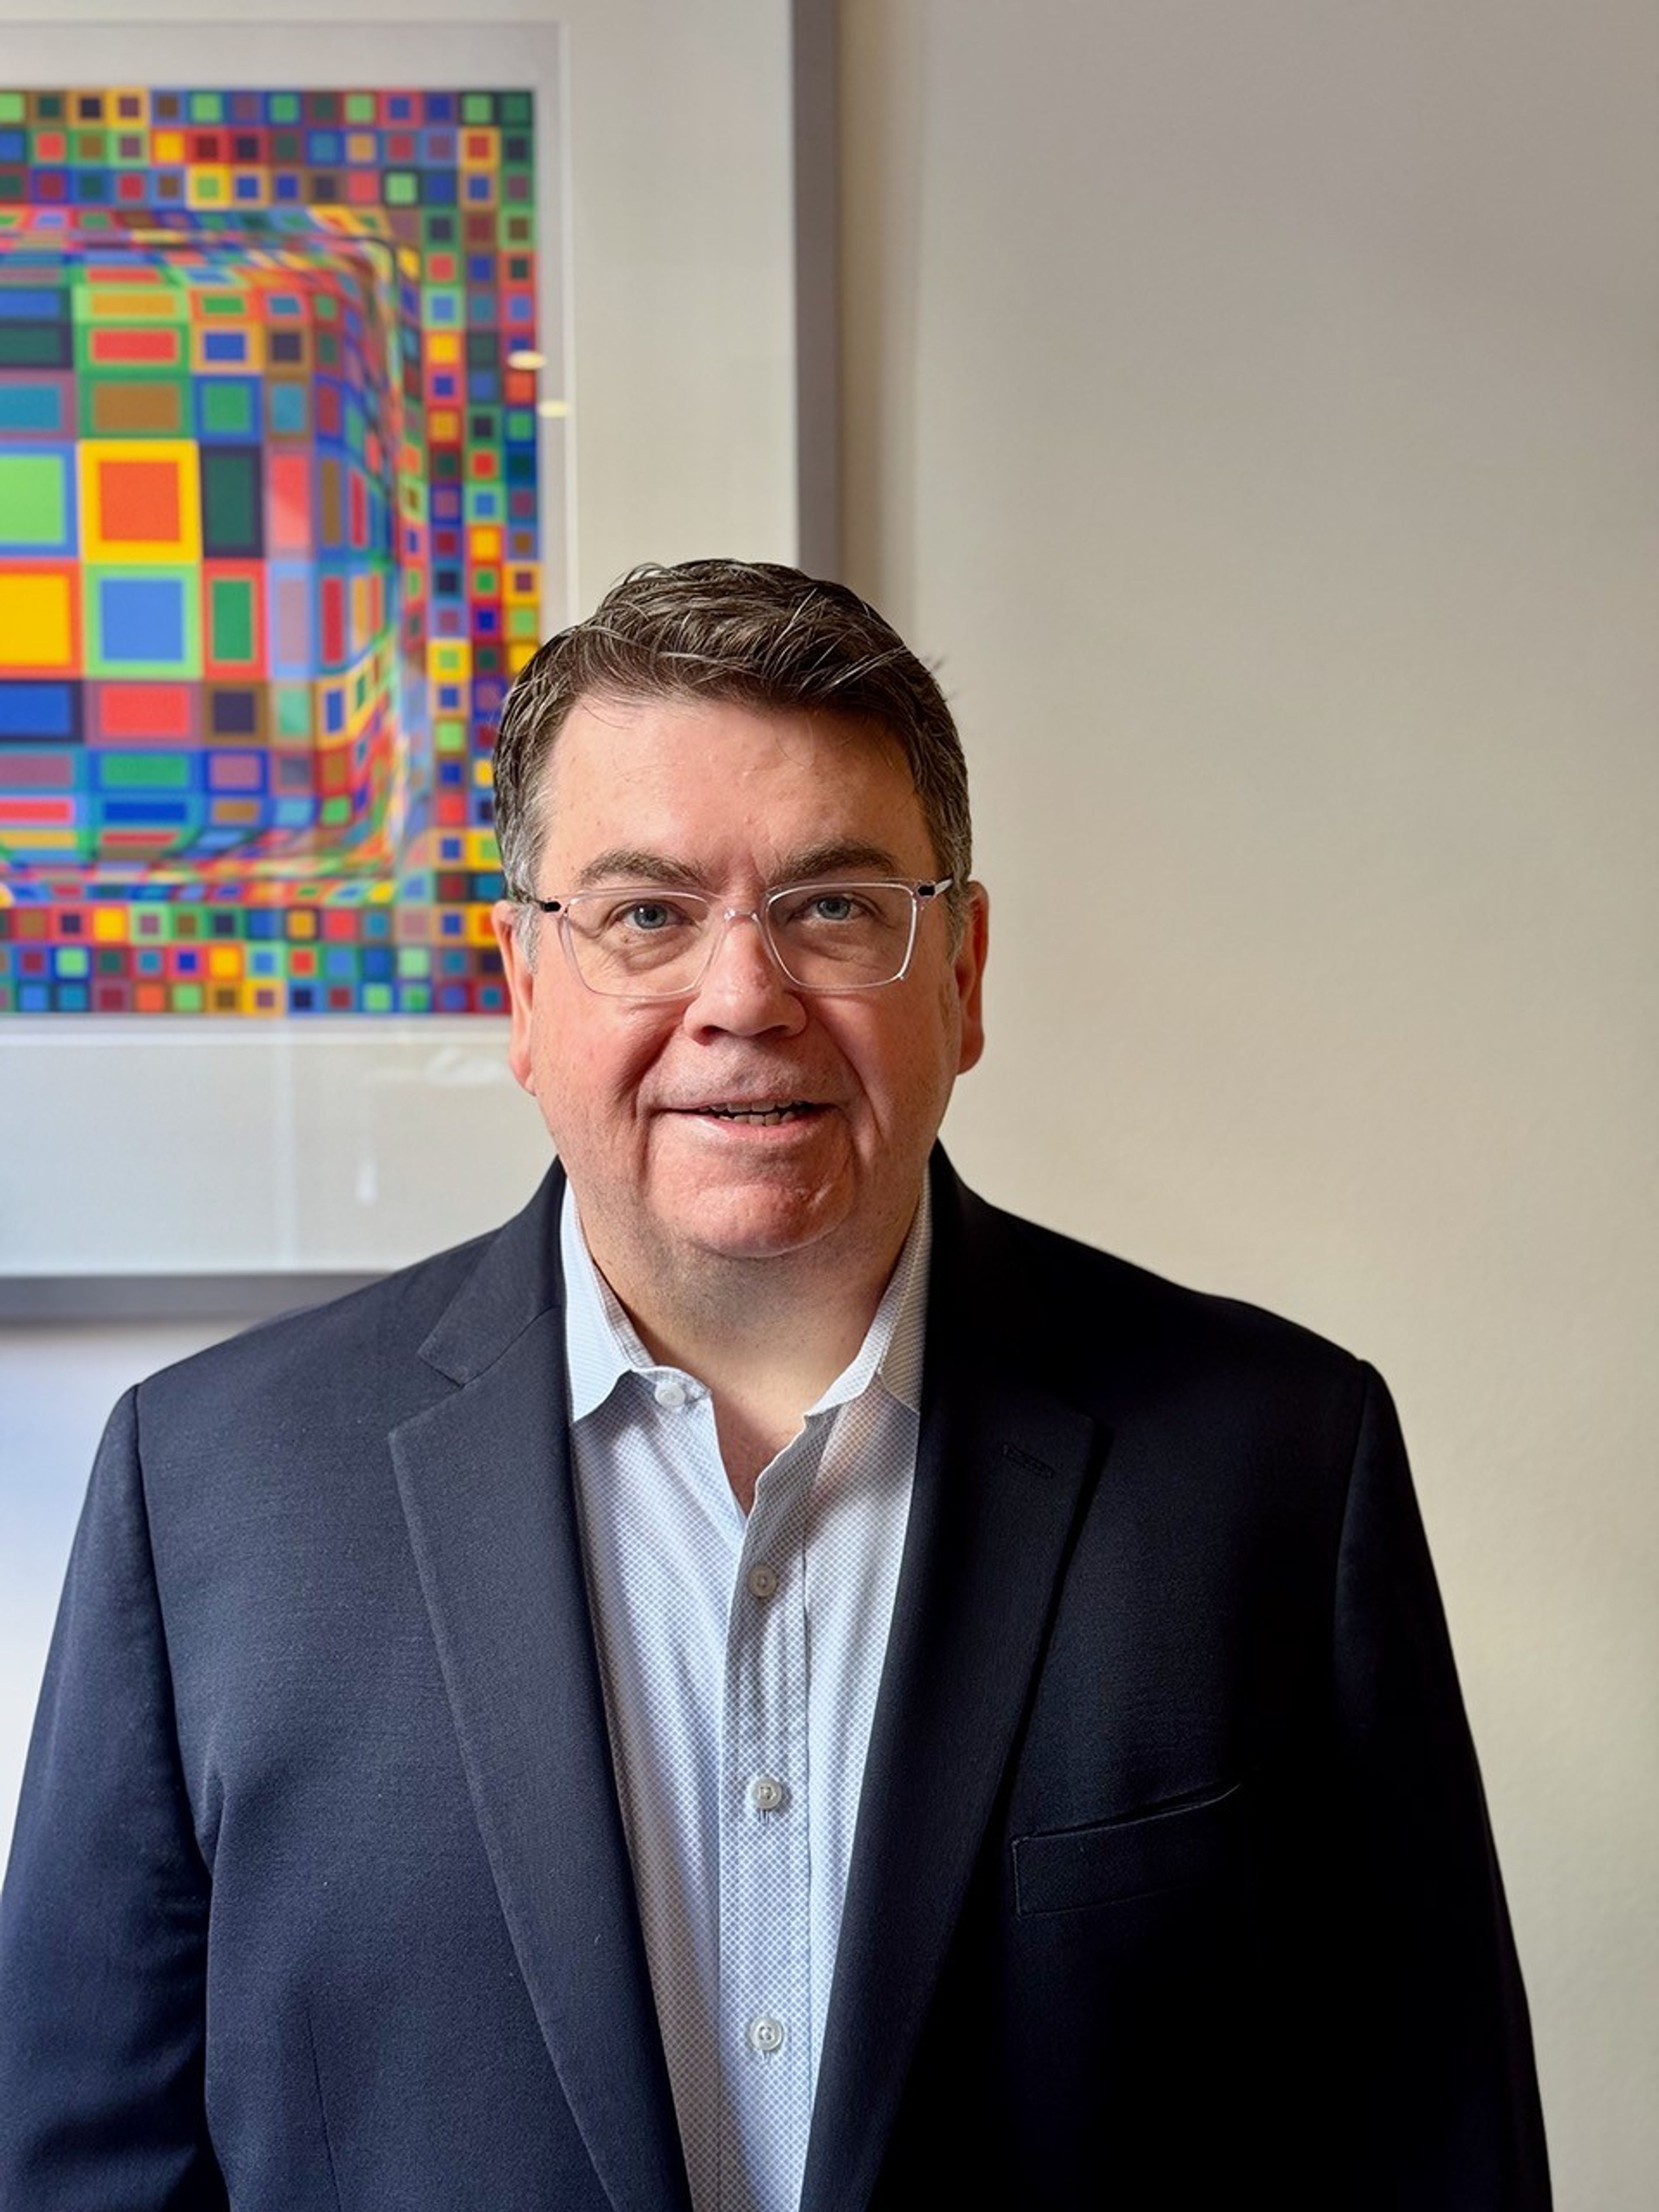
left=680, top=909, right=806, bottom=1036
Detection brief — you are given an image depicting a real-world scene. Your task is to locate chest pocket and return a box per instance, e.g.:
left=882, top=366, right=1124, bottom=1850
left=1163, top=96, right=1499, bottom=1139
left=1011, top=1782, right=1244, bottom=1916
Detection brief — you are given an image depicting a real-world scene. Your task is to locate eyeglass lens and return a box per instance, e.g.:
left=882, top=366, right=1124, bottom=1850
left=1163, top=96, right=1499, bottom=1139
left=561, top=883, right=923, bottom=996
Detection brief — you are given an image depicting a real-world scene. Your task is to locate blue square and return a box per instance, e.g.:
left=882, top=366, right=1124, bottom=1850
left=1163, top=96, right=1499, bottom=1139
left=99, top=576, right=185, bottom=664
left=269, top=383, right=307, bottom=434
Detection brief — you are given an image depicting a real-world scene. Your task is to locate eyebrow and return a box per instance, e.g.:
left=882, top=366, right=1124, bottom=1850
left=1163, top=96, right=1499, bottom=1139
left=570, top=838, right=915, bottom=892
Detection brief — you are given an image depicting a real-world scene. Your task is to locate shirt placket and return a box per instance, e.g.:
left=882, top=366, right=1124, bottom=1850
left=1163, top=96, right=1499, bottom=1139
left=716, top=1423, right=819, bottom=2212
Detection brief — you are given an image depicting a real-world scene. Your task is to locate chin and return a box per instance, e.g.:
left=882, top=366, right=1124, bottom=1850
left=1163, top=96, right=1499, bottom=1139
left=671, top=1185, right=849, bottom=1266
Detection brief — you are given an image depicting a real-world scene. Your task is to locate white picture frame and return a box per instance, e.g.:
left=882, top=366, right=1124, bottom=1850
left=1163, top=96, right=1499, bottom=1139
left=0, top=4, right=822, bottom=1306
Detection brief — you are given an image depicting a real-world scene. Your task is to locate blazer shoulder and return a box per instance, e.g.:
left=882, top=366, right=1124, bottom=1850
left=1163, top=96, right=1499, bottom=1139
left=955, top=1182, right=1375, bottom=1433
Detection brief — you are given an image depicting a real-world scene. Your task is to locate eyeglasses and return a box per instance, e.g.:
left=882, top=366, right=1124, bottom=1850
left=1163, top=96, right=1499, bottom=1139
left=522, top=877, right=954, bottom=1000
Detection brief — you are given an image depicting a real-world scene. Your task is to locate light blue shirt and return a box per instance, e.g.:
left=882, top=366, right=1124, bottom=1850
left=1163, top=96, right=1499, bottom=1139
left=561, top=1184, right=929, bottom=2212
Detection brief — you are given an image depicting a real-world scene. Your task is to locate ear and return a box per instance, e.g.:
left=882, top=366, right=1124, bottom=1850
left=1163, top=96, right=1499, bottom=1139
left=490, top=900, right=539, bottom=1094
left=952, top=880, right=990, bottom=1075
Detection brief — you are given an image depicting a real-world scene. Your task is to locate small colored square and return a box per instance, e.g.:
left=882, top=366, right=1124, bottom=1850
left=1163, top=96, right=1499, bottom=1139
left=0, top=572, right=77, bottom=667
left=0, top=449, right=73, bottom=548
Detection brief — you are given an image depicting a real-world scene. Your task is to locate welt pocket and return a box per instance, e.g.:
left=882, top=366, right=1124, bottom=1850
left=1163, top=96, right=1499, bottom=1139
left=1012, top=1783, right=1245, bottom=1918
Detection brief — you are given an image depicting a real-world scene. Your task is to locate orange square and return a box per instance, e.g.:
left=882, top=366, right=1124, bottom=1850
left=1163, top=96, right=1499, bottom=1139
left=98, top=458, right=181, bottom=544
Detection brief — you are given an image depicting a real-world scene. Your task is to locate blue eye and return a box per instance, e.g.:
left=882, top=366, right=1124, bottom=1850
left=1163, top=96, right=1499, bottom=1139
left=622, top=902, right=676, bottom=932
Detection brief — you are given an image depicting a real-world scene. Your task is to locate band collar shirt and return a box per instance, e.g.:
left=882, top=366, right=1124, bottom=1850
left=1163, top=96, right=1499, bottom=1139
left=560, top=1182, right=930, bottom=2212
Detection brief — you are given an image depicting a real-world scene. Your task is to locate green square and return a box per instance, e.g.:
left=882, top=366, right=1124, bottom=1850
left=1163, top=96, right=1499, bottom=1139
left=96, top=947, right=125, bottom=975
left=0, top=173, right=26, bottom=205
left=507, top=605, right=539, bottom=641
left=272, top=130, right=302, bottom=161
left=362, top=982, right=393, bottom=1013
left=434, top=719, right=466, bottom=754
left=55, top=947, right=90, bottom=979
left=201, top=380, right=254, bottom=435
left=320, top=796, right=350, bottom=826
left=398, top=947, right=431, bottom=977
left=275, top=687, right=311, bottom=738
left=471, top=567, right=499, bottom=596
left=345, top=93, right=377, bottom=123
left=102, top=752, right=190, bottom=791
left=0, top=94, right=24, bottom=123
left=269, top=94, right=300, bottom=124
left=499, top=92, right=533, bottom=126
left=461, top=94, right=495, bottom=124
left=36, top=94, right=63, bottom=121
left=189, top=92, right=224, bottom=123
left=200, top=291, right=242, bottom=317
left=209, top=577, right=254, bottom=663
left=0, top=452, right=67, bottom=545
left=384, top=171, right=418, bottom=205
left=194, top=173, right=225, bottom=203
left=313, top=292, right=338, bottom=322
left=201, top=450, right=259, bottom=552
left=399, top=985, right=431, bottom=1013
left=505, top=408, right=534, bottom=441
left=172, top=984, right=204, bottom=1012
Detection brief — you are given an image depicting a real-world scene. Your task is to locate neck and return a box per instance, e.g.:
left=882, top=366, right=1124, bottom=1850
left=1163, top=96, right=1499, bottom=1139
left=577, top=1207, right=917, bottom=1511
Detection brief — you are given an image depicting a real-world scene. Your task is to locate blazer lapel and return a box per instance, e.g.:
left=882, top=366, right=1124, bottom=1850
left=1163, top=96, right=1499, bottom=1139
left=390, top=1170, right=692, bottom=2212
left=801, top=1160, right=1106, bottom=2212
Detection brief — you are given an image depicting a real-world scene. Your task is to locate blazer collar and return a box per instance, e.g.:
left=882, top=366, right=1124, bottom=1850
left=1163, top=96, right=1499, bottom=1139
left=800, top=1150, right=1107, bottom=2212
left=391, top=1161, right=694, bottom=2212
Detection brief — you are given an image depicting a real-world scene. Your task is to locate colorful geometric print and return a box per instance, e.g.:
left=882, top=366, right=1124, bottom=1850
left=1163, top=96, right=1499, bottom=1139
left=0, top=86, right=546, bottom=1017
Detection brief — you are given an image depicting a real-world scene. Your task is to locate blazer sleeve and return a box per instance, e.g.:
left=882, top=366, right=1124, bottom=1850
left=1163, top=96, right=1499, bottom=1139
left=0, top=1387, right=227, bottom=2210
left=1331, top=1363, right=1551, bottom=2209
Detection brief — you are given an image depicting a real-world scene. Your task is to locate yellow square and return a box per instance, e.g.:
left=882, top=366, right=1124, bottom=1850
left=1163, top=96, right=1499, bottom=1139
left=427, top=332, right=461, bottom=366
left=473, top=758, right=494, bottom=788
left=0, top=573, right=73, bottom=668
left=429, top=410, right=459, bottom=443
left=79, top=439, right=202, bottom=564
left=507, top=641, right=537, bottom=675
left=239, top=979, right=284, bottom=1016
left=91, top=907, right=128, bottom=943
left=185, top=164, right=232, bottom=207
left=207, top=945, right=243, bottom=979
left=428, top=640, right=471, bottom=682
left=151, top=129, right=185, bottom=162
left=469, top=525, right=501, bottom=562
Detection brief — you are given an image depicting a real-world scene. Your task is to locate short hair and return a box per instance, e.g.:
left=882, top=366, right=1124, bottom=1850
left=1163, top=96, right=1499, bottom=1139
left=491, top=559, right=972, bottom=939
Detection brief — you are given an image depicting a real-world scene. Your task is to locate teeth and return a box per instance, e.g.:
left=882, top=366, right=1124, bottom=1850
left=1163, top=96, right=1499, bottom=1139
left=702, top=1103, right=810, bottom=1124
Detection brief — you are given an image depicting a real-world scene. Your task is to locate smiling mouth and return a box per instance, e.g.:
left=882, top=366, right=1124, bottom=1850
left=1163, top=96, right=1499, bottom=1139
left=689, top=1101, right=825, bottom=1126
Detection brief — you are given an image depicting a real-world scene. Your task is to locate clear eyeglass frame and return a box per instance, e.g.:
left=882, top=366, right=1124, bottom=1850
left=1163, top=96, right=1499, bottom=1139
left=520, top=877, right=955, bottom=1000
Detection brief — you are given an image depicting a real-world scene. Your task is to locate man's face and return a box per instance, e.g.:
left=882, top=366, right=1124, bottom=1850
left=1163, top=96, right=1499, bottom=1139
left=491, top=693, right=987, bottom=1296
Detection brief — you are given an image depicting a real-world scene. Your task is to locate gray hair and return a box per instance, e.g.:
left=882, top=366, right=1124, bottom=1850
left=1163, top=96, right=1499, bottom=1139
left=492, top=559, right=972, bottom=945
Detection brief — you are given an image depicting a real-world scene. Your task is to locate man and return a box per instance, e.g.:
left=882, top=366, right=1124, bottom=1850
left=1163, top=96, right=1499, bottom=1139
left=0, top=560, right=1548, bottom=2209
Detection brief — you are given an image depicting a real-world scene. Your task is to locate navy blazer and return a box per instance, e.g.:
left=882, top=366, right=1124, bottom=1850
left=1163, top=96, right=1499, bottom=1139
left=0, top=1154, right=1548, bottom=2209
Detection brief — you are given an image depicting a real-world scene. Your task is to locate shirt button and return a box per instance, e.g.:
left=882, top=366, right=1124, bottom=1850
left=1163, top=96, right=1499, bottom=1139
left=749, top=2015, right=786, bottom=2055
left=746, top=1564, right=778, bottom=1599
left=653, top=1378, right=688, bottom=1410
left=749, top=1775, right=785, bottom=1813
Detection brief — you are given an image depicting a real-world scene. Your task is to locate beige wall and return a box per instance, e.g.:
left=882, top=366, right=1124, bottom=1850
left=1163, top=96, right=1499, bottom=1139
left=841, top=3, right=1657, bottom=2203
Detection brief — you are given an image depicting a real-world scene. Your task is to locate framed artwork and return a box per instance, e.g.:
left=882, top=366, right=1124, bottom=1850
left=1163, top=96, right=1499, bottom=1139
left=0, top=8, right=813, bottom=1298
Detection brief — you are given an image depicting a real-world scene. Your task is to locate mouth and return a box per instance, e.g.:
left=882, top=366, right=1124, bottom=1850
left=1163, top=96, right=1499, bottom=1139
left=681, top=1100, right=827, bottom=1126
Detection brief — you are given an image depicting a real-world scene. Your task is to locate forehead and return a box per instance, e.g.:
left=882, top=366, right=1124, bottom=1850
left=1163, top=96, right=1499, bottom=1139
left=537, top=692, right=932, bottom=875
